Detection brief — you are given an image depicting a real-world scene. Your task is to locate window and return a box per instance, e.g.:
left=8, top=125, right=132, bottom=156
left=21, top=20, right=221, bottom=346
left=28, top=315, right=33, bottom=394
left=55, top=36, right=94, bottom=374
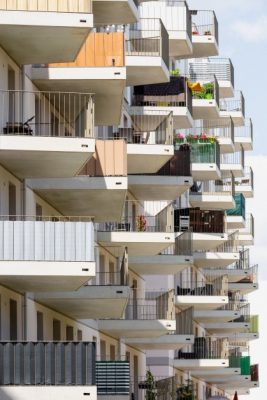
left=100, top=340, right=106, bottom=361
left=53, top=319, right=61, bottom=341
left=8, top=182, right=16, bottom=218
left=37, top=311, right=44, bottom=340
left=110, top=344, right=116, bottom=361
left=77, top=329, right=83, bottom=341
left=66, top=325, right=74, bottom=341
left=9, top=299, right=17, bottom=340
left=36, top=203, right=43, bottom=219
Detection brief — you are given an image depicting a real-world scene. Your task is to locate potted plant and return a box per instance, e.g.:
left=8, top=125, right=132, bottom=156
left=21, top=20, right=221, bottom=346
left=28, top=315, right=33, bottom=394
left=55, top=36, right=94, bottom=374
left=176, top=379, right=195, bottom=400
left=136, top=215, right=147, bottom=232
left=174, top=133, right=185, bottom=144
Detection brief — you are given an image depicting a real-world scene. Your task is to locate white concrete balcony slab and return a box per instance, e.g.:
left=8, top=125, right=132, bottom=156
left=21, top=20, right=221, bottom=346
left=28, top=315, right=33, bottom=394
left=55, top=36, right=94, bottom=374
left=93, top=0, right=138, bottom=25
left=126, top=55, right=169, bottom=86
left=0, top=90, right=95, bottom=179
left=175, top=295, right=228, bottom=310
left=203, top=322, right=250, bottom=334
left=193, top=309, right=240, bottom=323
left=218, top=380, right=259, bottom=390
left=237, top=214, right=254, bottom=246
left=235, top=119, right=253, bottom=151
left=128, top=175, right=193, bottom=200
left=190, top=192, right=235, bottom=210
left=98, top=319, right=175, bottom=338
left=216, top=332, right=259, bottom=342
left=0, top=4, right=93, bottom=64
left=219, top=91, right=245, bottom=127
left=228, top=282, right=258, bottom=295
left=129, top=254, right=193, bottom=275
left=173, top=358, right=228, bottom=369
left=190, top=368, right=240, bottom=382
left=194, top=251, right=239, bottom=269
left=0, top=218, right=95, bottom=292
left=191, top=163, right=221, bottom=180
left=192, top=232, right=228, bottom=252
left=235, top=167, right=254, bottom=198
left=191, top=10, right=219, bottom=58
left=0, top=386, right=97, bottom=400
left=127, top=144, right=174, bottom=174
left=201, top=268, right=253, bottom=282
left=125, top=334, right=194, bottom=350
left=34, top=285, right=130, bottom=319
left=26, top=176, right=127, bottom=222
left=32, top=66, right=126, bottom=126
left=192, top=98, right=220, bottom=120
left=226, top=215, right=246, bottom=229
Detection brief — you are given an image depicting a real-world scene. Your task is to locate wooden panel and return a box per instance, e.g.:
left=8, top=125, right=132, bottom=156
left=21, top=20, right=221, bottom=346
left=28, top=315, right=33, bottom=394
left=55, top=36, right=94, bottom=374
left=49, top=32, right=125, bottom=68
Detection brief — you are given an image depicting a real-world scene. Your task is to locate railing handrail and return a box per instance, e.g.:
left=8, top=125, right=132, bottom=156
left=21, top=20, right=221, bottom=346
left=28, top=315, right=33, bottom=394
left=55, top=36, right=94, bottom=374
left=0, top=215, right=94, bottom=221
left=0, top=1, right=92, bottom=13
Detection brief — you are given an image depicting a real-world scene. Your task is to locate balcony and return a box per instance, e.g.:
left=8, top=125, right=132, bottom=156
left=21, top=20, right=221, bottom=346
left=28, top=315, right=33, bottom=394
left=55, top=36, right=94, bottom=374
left=0, top=1, right=93, bottom=64
left=189, top=57, right=234, bottom=98
left=174, top=337, right=229, bottom=369
left=226, top=193, right=246, bottom=229
left=190, top=75, right=220, bottom=120
left=27, top=140, right=127, bottom=222
left=220, top=91, right=245, bottom=127
left=92, top=0, right=138, bottom=25
left=129, top=231, right=193, bottom=275
left=97, top=201, right=175, bottom=255
left=204, top=303, right=251, bottom=334
left=237, top=214, right=254, bottom=246
left=235, top=118, right=253, bottom=151
left=0, top=90, right=95, bottom=179
left=128, top=145, right=192, bottom=200
left=228, top=265, right=258, bottom=294
left=220, top=148, right=245, bottom=178
left=98, top=289, right=176, bottom=338
left=131, top=76, right=193, bottom=129
left=183, top=138, right=221, bottom=180
left=0, top=217, right=95, bottom=292
left=126, top=18, right=169, bottom=86
left=175, top=276, right=228, bottom=310
left=235, top=166, right=254, bottom=198
left=139, top=1, right=193, bottom=58
left=0, top=341, right=96, bottom=400
left=194, top=231, right=239, bottom=269
left=190, top=176, right=235, bottom=210
left=35, top=247, right=130, bottom=319
left=174, top=208, right=228, bottom=251
left=32, top=31, right=126, bottom=126
left=191, top=10, right=219, bottom=58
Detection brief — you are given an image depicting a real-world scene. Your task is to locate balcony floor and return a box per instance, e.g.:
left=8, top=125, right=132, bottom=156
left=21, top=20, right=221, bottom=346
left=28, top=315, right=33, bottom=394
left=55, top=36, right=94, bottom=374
left=126, top=56, right=169, bottom=86
left=127, top=144, right=174, bottom=174
left=235, top=137, right=253, bottom=151
left=26, top=177, right=127, bottom=222
left=0, top=261, right=95, bottom=293
left=98, top=319, right=175, bottom=338
left=175, top=295, right=228, bottom=310
left=192, top=36, right=219, bottom=58
left=125, top=334, right=194, bottom=350
left=34, top=286, right=130, bottom=319
left=0, top=386, right=97, bottom=400
left=191, top=232, right=228, bottom=252
left=218, top=81, right=235, bottom=99
left=203, top=322, right=250, bottom=334
left=129, top=175, right=193, bottom=200
left=193, top=309, right=240, bottom=323
left=190, top=368, right=241, bottom=380
left=0, top=136, right=95, bottom=179
left=174, top=358, right=228, bottom=370
left=220, top=163, right=244, bottom=178
left=226, top=215, right=246, bottom=229
left=219, top=112, right=245, bottom=127
left=93, top=0, right=138, bottom=25
left=193, top=251, right=239, bottom=268
left=192, top=99, right=220, bottom=120
left=0, top=11, right=93, bottom=64
left=169, top=31, right=193, bottom=58
left=228, top=282, right=258, bottom=294
left=191, top=163, right=221, bottom=181
left=129, top=255, right=193, bottom=275
left=189, top=193, right=235, bottom=210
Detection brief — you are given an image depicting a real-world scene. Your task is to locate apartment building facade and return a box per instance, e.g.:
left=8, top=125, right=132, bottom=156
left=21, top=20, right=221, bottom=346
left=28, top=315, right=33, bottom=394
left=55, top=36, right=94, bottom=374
left=0, top=1, right=258, bottom=400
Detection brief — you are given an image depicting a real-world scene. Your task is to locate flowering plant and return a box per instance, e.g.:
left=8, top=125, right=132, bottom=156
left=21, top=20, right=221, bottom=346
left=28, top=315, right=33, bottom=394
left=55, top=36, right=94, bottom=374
left=136, top=215, right=147, bottom=232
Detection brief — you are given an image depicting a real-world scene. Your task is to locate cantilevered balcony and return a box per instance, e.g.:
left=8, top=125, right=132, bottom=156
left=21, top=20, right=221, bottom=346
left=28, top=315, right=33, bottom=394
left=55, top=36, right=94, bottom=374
left=0, top=1, right=93, bottom=64
left=235, top=118, right=253, bottom=151
left=237, top=214, right=254, bottom=246
left=174, top=208, right=228, bottom=251
left=0, top=217, right=95, bottom=293
left=194, top=231, right=239, bottom=269
left=32, top=31, right=126, bottom=126
left=129, top=231, right=193, bottom=275
left=93, top=0, right=138, bottom=25
left=0, top=341, right=97, bottom=400
left=97, top=201, right=175, bottom=255
left=220, top=91, right=245, bottom=127
left=174, top=337, right=229, bottom=369
left=0, top=90, right=95, bottom=179
left=98, top=289, right=176, bottom=338
left=27, top=140, right=127, bottom=222
left=34, top=247, right=130, bottom=319
left=131, top=76, right=193, bottom=129
left=128, top=145, right=192, bottom=200
left=228, top=264, right=258, bottom=294
left=126, top=18, right=169, bottom=85
left=175, top=276, right=228, bottom=310
left=189, top=57, right=234, bottom=98
left=139, top=0, right=193, bottom=58
left=226, top=194, right=246, bottom=229
left=191, top=10, right=219, bottom=58
left=189, top=175, right=235, bottom=210
left=106, top=111, right=174, bottom=174
left=220, top=148, right=245, bottom=178
left=190, top=75, right=220, bottom=120
left=235, top=166, right=254, bottom=198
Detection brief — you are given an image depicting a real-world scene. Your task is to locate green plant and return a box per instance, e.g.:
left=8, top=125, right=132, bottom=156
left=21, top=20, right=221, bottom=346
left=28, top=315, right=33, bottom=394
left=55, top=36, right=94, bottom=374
left=171, top=68, right=180, bottom=76
left=176, top=379, right=195, bottom=400
left=145, top=370, right=157, bottom=400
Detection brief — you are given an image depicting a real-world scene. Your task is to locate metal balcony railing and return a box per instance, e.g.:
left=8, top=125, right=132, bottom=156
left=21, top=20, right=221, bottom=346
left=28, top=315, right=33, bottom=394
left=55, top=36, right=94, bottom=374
left=191, top=9, right=218, bottom=44
left=189, top=139, right=220, bottom=168
left=0, top=341, right=96, bottom=385
left=97, top=110, right=173, bottom=145
left=0, top=216, right=94, bottom=262
left=96, top=360, right=130, bottom=395
left=155, top=145, right=191, bottom=177
left=0, top=90, right=94, bottom=138
left=189, top=57, right=234, bottom=87
left=235, top=166, right=254, bottom=190
left=126, top=18, right=169, bottom=69
left=220, top=91, right=245, bottom=115
left=235, top=118, right=253, bottom=139
left=226, top=193, right=246, bottom=219
left=125, top=289, right=175, bottom=320
left=161, top=230, right=193, bottom=256
left=0, top=0, right=92, bottom=13
left=176, top=337, right=228, bottom=359
left=239, top=213, right=255, bottom=238
left=176, top=307, right=193, bottom=334
left=176, top=276, right=228, bottom=296
left=221, top=147, right=245, bottom=167
left=174, top=208, right=225, bottom=233
left=98, top=201, right=174, bottom=233
left=132, top=76, right=193, bottom=116
left=189, top=74, right=219, bottom=108
left=212, top=231, right=238, bottom=253
left=190, top=175, right=234, bottom=196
